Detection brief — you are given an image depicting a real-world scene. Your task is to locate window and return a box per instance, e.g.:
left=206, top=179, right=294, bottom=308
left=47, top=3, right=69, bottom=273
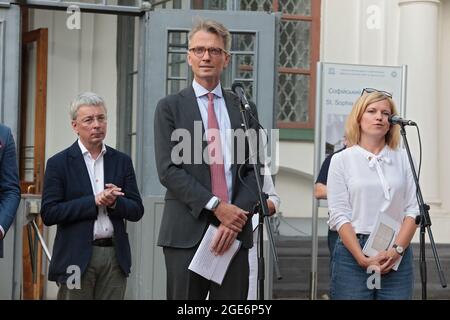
left=240, top=0, right=321, bottom=129
left=159, top=0, right=321, bottom=132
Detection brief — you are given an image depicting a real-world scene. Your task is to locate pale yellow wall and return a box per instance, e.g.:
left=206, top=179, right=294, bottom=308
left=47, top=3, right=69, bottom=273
left=30, top=9, right=118, bottom=299
left=30, top=10, right=117, bottom=163
left=277, top=0, right=450, bottom=243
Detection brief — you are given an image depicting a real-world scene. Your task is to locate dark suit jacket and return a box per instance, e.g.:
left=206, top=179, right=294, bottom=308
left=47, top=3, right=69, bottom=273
left=40, top=142, right=144, bottom=283
left=154, top=86, right=259, bottom=249
left=0, top=124, right=21, bottom=258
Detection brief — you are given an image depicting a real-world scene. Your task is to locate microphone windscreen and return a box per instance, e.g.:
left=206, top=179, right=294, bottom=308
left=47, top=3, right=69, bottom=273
left=231, top=82, right=243, bottom=93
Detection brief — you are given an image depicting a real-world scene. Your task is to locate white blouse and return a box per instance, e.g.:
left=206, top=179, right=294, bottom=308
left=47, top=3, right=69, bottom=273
left=327, top=144, right=419, bottom=234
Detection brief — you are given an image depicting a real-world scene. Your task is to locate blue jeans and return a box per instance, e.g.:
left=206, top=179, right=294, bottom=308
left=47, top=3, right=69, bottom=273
left=328, top=229, right=339, bottom=257
left=330, top=234, right=414, bottom=300
left=328, top=229, right=339, bottom=277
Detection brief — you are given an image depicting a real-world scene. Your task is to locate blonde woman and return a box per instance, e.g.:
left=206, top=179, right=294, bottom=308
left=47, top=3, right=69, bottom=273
left=327, top=88, right=419, bottom=299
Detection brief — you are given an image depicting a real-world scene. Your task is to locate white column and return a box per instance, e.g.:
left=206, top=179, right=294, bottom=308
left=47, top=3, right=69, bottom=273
left=398, top=0, right=441, bottom=208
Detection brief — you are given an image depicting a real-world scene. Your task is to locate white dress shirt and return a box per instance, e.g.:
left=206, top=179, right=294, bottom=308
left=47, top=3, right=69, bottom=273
left=327, top=144, right=419, bottom=235
left=248, top=174, right=281, bottom=300
left=192, top=80, right=233, bottom=208
left=78, top=140, right=114, bottom=240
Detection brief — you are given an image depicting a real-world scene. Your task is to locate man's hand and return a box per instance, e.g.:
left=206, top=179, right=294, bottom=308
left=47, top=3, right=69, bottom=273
left=210, top=224, right=238, bottom=256
left=95, top=183, right=124, bottom=207
left=267, top=199, right=276, bottom=215
left=213, top=202, right=248, bottom=233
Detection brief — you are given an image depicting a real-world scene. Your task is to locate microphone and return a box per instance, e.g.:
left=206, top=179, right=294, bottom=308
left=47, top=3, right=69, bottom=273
left=231, top=82, right=251, bottom=111
left=388, top=115, right=417, bottom=126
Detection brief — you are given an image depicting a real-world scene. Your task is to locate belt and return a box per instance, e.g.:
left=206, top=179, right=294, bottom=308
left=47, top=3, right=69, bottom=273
left=92, top=238, right=114, bottom=247
left=356, top=233, right=370, bottom=240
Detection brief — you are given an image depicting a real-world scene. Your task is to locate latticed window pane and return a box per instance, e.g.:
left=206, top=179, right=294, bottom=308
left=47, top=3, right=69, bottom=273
left=229, top=33, right=256, bottom=99
left=278, top=0, right=311, bottom=15
left=193, top=0, right=227, bottom=10
left=231, top=33, right=255, bottom=85
left=63, top=0, right=141, bottom=5
left=279, top=20, right=310, bottom=69
left=168, top=80, right=188, bottom=95
left=232, top=33, right=255, bottom=52
left=239, top=0, right=272, bottom=12
left=277, top=73, right=309, bottom=122
left=168, top=31, right=188, bottom=51
left=234, top=55, right=254, bottom=79
left=168, top=53, right=188, bottom=78
left=167, top=31, right=189, bottom=94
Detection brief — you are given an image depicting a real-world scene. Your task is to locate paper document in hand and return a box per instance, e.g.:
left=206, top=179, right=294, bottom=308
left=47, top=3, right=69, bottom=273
left=362, top=213, right=403, bottom=271
left=188, top=224, right=241, bottom=285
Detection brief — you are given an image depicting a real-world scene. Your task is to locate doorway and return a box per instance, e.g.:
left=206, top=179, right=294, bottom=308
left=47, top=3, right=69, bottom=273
left=19, top=19, right=48, bottom=299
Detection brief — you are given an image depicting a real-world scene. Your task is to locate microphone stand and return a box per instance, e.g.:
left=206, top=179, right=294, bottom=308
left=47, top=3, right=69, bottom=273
left=399, top=124, right=447, bottom=299
left=238, top=101, right=282, bottom=300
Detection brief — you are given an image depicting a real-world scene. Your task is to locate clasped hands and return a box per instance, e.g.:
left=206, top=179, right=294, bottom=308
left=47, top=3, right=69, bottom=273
left=95, top=183, right=124, bottom=207
left=210, top=202, right=248, bottom=256
left=359, top=248, right=402, bottom=274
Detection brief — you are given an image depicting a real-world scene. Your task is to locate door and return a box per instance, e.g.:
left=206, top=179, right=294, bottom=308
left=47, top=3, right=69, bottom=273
left=19, top=27, right=48, bottom=300
left=129, top=9, right=280, bottom=299
left=0, top=2, right=21, bottom=299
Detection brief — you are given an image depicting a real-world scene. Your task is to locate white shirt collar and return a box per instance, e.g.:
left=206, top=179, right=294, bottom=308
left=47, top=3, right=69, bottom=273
left=355, top=144, right=392, bottom=200
left=355, top=144, right=392, bottom=165
left=77, top=139, right=106, bottom=158
left=192, top=79, right=223, bottom=99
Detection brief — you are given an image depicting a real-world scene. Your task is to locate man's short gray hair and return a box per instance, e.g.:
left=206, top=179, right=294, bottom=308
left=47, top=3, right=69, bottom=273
left=69, top=92, right=107, bottom=120
left=188, top=19, right=231, bottom=52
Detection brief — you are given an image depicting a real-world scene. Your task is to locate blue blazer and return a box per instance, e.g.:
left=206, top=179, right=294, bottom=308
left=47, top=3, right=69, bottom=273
left=40, top=141, right=144, bottom=283
left=0, top=124, right=21, bottom=258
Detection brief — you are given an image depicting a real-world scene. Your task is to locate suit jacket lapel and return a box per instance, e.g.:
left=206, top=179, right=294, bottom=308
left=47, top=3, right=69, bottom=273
left=103, top=146, right=115, bottom=186
left=223, top=90, right=244, bottom=199
left=223, top=90, right=243, bottom=131
left=68, top=141, right=94, bottom=195
left=181, top=86, right=210, bottom=173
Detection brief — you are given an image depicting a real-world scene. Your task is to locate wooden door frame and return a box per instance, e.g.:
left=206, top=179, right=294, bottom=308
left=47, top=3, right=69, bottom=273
left=20, top=24, right=48, bottom=300
left=19, top=27, right=47, bottom=194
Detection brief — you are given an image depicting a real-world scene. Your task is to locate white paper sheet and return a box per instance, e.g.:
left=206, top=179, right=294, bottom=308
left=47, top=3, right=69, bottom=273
left=188, top=224, right=241, bottom=285
left=362, top=213, right=402, bottom=271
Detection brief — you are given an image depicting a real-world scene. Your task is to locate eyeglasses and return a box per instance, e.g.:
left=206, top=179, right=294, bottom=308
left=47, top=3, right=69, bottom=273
left=79, top=115, right=107, bottom=126
left=188, top=46, right=228, bottom=58
left=361, top=88, right=393, bottom=98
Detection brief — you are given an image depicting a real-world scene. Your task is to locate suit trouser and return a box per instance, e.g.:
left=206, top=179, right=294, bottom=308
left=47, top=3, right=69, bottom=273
left=57, top=246, right=126, bottom=300
left=163, top=245, right=249, bottom=300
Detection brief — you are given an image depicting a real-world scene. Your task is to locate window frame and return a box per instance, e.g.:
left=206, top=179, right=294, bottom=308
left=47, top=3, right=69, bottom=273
left=276, top=0, right=321, bottom=130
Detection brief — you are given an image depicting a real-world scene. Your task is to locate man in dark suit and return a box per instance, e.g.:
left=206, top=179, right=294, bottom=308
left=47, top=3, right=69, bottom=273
left=0, top=123, right=21, bottom=258
left=154, top=19, right=259, bottom=300
left=41, top=92, right=144, bottom=299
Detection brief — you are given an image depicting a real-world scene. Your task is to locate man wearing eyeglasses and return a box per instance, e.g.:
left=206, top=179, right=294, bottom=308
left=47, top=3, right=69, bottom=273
left=41, top=92, right=144, bottom=299
left=154, top=19, right=260, bottom=300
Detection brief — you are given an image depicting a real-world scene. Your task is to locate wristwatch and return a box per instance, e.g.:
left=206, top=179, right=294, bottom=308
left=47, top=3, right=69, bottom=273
left=393, top=244, right=405, bottom=256
left=211, top=198, right=221, bottom=211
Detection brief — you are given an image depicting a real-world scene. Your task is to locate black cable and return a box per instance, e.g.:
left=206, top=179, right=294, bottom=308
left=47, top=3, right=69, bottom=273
left=416, top=125, right=422, bottom=180
left=236, top=107, right=272, bottom=201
